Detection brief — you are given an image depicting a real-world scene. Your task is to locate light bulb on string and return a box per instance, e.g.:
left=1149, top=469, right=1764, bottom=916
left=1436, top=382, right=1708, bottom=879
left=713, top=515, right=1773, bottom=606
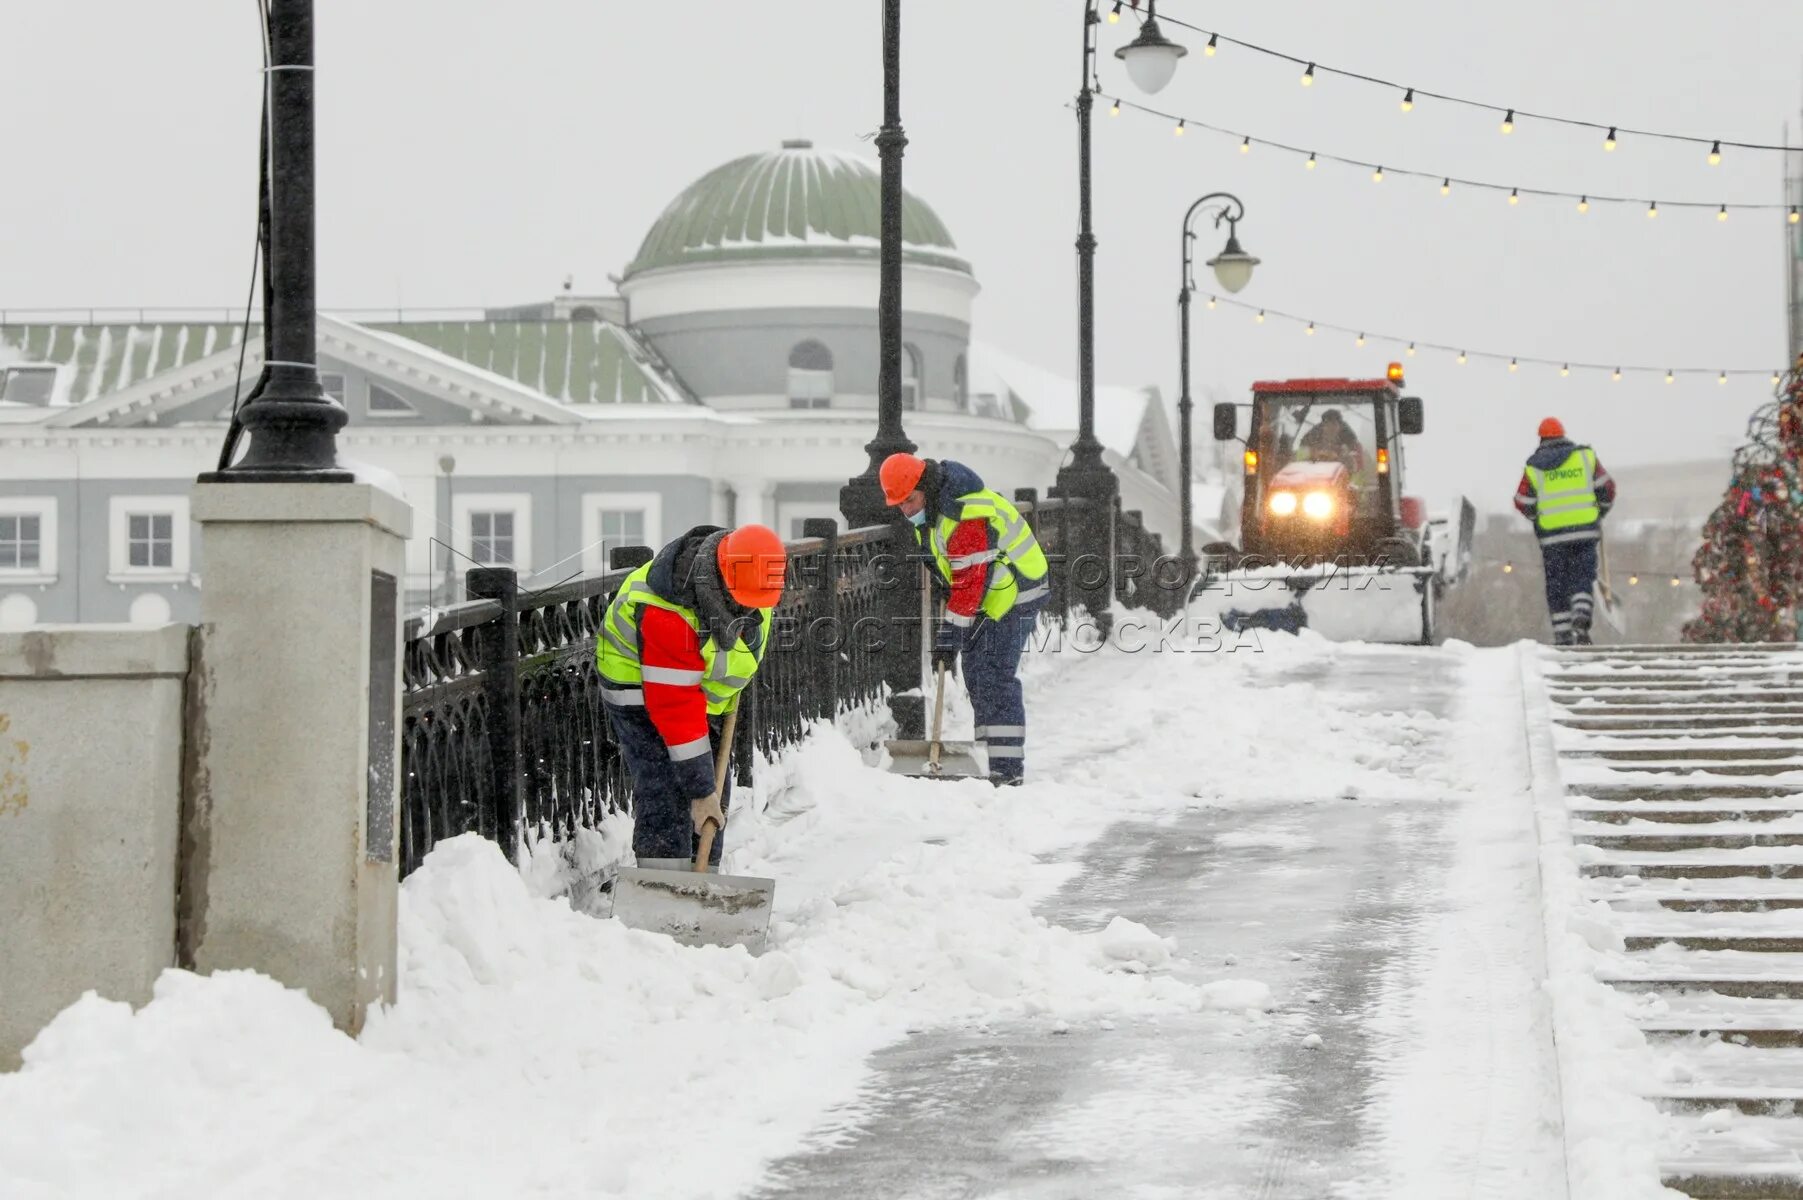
left=1647, top=200, right=1659, bottom=219
left=1666, top=369, right=1675, bottom=384
left=1500, top=108, right=1515, bottom=134
left=1400, top=87, right=1414, bottom=112
left=1306, top=152, right=1317, bottom=170
left=1255, top=310, right=1265, bottom=323
left=1604, top=127, right=1618, bottom=151
left=1718, top=205, right=1729, bottom=222
left=1406, top=343, right=1417, bottom=357
left=1372, top=165, right=1384, bottom=183
left=1612, top=368, right=1622, bottom=381
left=1629, top=574, right=1639, bottom=586
left=1709, top=140, right=1722, bottom=165
left=1355, top=332, right=1366, bottom=347
left=1457, top=351, right=1467, bottom=364
left=1204, top=33, right=1217, bottom=56
left=1670, top=576, right=1681, bottom=588
left=1775, top=371, right=1784, bottom=385
left=1108, top=1, right=1121, bottom=22
left=1240, top=136, right=1251, bottom=154
left=1306, top=321, right=1316, bottom=336
left=1791, top=207, right=1800, bottom=225
left=1577, top=196, right=1589, bottom=213
left=1508, top=187, right=1520, bottom=206
left=1560, top=364, right=1570, bottom=377
left=1109, top=97, right=1121, bottom=117
left=1720, top=371, right=1729, bottom=385
left=1206, top=296, right=1216, bottom=309
left=1301, top=63, right=1315, bottom=86
left=1503, top=563, right=1514, bottom=574
left=1440, top=178, right=1451, bottom=196
left=1175, top=119, right=1186, bottom=136
left=1509, top=358, right=1519, bottom=372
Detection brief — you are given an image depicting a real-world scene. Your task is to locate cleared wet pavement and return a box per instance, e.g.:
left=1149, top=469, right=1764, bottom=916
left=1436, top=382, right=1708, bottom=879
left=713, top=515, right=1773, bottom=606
left=751, top=649, right=1478, bottom=1200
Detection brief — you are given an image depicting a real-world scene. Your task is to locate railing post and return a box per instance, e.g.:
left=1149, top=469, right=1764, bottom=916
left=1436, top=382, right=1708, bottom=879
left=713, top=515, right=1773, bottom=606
left=803, top=518, right=841, bottom=723
left=466, top=566, right=522, bottom=864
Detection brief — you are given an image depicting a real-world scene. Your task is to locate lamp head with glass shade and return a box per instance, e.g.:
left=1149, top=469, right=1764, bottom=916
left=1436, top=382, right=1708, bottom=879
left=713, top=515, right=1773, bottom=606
left=1206, top=229, right=1259, bottom=294
left=1114, top=17, right=1187, bottom=94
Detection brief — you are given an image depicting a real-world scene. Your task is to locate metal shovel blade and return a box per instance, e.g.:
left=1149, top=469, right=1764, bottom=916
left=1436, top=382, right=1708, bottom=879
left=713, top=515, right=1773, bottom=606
left=885, top=738, right=985, bottom=780
left=609, top=865, right=776, bottom=954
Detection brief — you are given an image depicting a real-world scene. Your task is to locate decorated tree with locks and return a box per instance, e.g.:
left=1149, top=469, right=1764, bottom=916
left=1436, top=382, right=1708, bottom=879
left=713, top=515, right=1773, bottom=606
left=1683, top=358, right=1803, bottom=643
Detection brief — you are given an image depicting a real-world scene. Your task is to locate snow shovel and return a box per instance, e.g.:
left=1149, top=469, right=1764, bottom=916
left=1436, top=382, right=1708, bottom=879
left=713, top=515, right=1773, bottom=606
left=609, top=707, right=775, bottom=954
left=885, top=662, right=983, bottom=780
left=1593, top=535, right=1626, bottom=637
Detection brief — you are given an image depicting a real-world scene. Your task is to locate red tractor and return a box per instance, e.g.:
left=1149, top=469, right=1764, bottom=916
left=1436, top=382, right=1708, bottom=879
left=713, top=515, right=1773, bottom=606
left=1201, top=364, right=1473, bottom=643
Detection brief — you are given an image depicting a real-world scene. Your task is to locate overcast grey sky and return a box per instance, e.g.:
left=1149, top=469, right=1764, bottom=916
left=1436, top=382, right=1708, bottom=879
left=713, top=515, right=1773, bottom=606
left=5, top=0, right=1801, bottom=513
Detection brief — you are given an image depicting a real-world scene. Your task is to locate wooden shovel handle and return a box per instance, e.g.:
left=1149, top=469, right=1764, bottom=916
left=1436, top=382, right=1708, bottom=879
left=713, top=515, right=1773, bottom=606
left=694, top=706, right=739, bottom=873
left=928, top=662, right=947, bottom=774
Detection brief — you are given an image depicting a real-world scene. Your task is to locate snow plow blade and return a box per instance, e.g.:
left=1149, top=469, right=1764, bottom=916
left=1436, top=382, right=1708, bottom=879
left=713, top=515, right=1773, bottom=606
left=609, top=864, right=775, bottom=954
left=1193, top=561, right=1439, bottom=645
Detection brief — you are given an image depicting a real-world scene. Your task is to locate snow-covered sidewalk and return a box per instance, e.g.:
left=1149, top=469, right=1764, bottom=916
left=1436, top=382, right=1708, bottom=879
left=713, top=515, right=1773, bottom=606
left=0, top=622, right=1566, bottom=1199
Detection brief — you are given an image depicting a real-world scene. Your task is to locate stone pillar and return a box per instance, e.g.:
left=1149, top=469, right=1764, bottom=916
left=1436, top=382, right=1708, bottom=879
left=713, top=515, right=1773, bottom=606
left=729, top=478, right=775, bottom=528
left=184, top=483, right=411, bottom=1033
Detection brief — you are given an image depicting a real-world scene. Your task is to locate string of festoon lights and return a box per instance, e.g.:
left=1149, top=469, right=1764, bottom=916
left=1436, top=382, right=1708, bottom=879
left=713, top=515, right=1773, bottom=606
left=1106, top=0, right=1799, bottom=161
left=1497, top=560, right=1690, bottom=588
left=1109, top=97, right=1799, bottom=222
left=1198, top=290, right=1786, bottom=384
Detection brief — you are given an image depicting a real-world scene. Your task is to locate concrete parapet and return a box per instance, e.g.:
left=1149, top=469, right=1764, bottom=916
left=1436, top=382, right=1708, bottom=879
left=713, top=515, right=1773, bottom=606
left=0, top=624, right=191, bottom=1069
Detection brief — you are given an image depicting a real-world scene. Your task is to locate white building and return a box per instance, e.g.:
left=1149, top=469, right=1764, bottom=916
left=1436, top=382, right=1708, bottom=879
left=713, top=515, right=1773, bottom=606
left=0, top=140, right=1198, bottom=627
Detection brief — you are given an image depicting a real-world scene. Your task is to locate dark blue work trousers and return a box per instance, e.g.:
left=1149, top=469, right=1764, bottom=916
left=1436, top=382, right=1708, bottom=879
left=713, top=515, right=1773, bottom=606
left=1540, top=538, right=1599, bottom=644
left=604, top=702, right=734, bottom=865
left=960, top=599, right=1045, bottom=783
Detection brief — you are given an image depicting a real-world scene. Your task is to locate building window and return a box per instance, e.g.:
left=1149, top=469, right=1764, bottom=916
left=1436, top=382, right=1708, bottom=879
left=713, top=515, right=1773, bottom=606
left=367, top=382, right=416, bottom=417
left=582, top=492, right=663, bottom=574
left=953, top=353, right=968, bottom=410
left=788, top=340, right=833, bottom=409
left=469, top=511, right=515, bottom=565
left=901, top=343, right=922, bottom=410
left=128, top=513, right=174, bottom=569
left=320, top=372, right=346, bottom=403
left=1, top=366, right=57, bottom=406
left=108, top=496, right=189, bottom=580
left=0, top=514, right=41, bottom=571
left=453, top=494, right=532, bottom=574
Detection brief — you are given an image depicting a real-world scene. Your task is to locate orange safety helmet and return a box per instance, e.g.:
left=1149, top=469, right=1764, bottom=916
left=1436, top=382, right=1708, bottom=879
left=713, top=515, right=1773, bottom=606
left=880, top=452, right=927, bottom=506
left=1537, top=417, right=1566, bottom=439
left=716, top=524, right=787, bottom=609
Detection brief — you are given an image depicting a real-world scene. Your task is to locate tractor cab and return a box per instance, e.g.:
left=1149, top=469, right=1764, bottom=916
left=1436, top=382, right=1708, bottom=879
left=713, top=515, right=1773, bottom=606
left=1214, top=365, right=1426, bottom=566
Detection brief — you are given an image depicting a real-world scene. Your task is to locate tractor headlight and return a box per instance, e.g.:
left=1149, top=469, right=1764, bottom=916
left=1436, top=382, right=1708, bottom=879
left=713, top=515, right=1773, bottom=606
left=1268, top=491, right=1298, bottom=516
left=1302, top=491, right=1335, bottom=519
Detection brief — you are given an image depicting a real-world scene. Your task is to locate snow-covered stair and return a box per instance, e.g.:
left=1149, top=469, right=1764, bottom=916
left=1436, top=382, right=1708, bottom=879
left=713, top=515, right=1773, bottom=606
left=1532, top=643, right=1803, bottom=1199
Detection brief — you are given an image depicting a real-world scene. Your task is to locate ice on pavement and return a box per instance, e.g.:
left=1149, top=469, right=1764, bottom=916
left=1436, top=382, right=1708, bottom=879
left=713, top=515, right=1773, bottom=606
left=0, top=617, right=1575, bottom=1199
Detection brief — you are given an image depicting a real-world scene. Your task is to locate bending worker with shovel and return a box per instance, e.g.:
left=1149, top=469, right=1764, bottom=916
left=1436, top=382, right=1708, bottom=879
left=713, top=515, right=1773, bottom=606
left=598, top=524, right=786, bottom=873
left=881, top=453, right=1049, bottom=786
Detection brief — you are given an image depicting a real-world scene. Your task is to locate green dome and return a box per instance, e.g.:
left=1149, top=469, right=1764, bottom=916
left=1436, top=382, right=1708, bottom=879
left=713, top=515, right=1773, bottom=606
left=624, top=140, right=970, bottom=278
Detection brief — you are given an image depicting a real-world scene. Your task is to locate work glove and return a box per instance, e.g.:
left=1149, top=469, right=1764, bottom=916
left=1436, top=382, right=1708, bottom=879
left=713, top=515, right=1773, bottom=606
left=690, top=790, right=725, bottom=837
left=931, top=641, right=960, bottom=677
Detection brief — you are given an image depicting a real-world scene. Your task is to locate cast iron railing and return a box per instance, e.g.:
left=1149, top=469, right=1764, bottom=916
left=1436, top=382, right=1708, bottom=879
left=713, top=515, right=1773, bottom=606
left=399, top=495, right=1174, bottom=878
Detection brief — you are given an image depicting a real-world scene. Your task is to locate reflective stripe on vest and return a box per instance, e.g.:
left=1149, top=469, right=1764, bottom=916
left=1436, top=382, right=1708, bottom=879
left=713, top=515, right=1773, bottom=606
left=923, top=490, right=1050, bottom=621
left=1524, top=449, right=1601, bottom=532
left=596, top=562, right=773, bottom=714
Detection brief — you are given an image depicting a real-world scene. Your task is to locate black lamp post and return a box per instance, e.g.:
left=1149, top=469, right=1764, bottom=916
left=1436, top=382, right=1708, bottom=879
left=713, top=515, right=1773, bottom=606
left=1054, top=0, right=1186, bottom=606
left=839, top=0, right=914, bottom=530
left=1178, top=194, right=1258, bottom=573
left=205, top=0, right=350, bottom=483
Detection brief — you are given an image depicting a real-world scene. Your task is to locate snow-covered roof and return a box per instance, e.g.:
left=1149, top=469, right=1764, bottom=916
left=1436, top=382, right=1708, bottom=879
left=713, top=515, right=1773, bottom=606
left=965, top=340, right=1155, bottom=459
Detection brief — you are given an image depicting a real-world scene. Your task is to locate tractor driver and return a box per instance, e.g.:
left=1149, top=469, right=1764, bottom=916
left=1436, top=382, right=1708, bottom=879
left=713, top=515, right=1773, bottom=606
left=1299, top=409, right=1365, bottom=472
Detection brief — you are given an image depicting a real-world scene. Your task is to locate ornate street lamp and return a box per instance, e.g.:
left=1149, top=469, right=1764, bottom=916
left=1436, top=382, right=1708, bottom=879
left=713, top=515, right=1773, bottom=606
left=204, top=0, right=350, bottom=483
left=1055, top=0, right=1188, bottom=614
left=839, top=0, right=914, bottom=529
left=1178, top=194, right=1257, bottom=574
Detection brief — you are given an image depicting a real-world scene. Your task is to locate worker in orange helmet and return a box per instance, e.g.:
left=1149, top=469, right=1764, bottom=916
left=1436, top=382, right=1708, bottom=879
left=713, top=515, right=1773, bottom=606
left=597, top=524, right=786, bottom=871
left=881, top=452, right=1050, bottom=785
left=1514, top=417, right=1617, bottom=646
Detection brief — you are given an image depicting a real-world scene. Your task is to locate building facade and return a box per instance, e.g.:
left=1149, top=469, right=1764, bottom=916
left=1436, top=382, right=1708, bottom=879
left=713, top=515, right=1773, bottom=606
left=0, top=140, right=1199, bottom=628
